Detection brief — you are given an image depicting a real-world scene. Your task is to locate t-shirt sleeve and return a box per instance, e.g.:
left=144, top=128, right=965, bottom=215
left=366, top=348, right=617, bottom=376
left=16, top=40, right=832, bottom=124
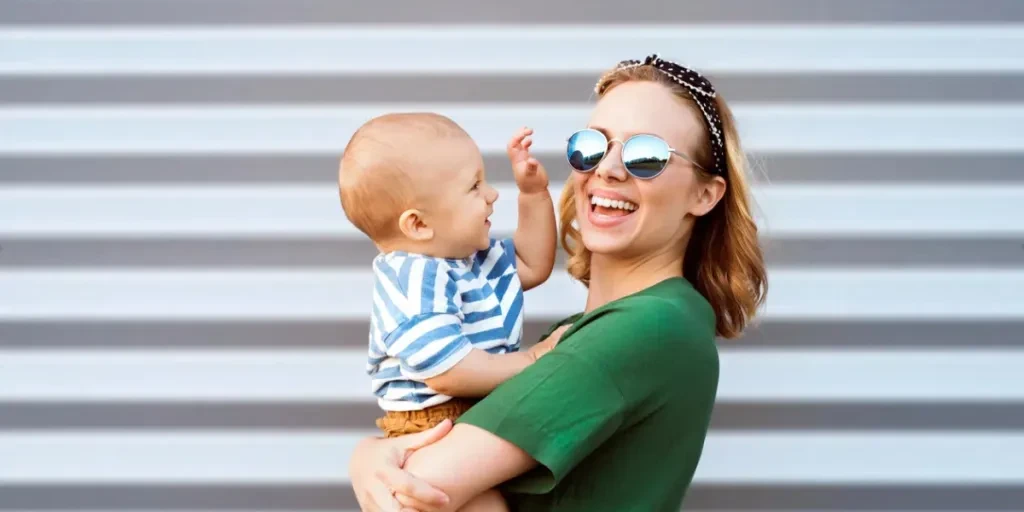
left=455, top=351, right=627, bottom=492
left=457, top=296, right=709, bottom=492
left=384, top=311, right=474, bottom=380
left=378, top=260, right=473, bottom=380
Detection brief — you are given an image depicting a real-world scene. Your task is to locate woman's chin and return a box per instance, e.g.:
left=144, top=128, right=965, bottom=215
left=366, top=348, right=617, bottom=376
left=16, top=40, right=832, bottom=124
left=581, top=231, right=633, bottom=256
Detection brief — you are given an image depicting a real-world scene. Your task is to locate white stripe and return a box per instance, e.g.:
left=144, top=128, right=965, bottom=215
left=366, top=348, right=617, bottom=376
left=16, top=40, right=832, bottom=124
left=509, top=312, right=525, bottom=347
left=460, top=314, right=505, bottom=335
left=4, top=268, right=1021, bottom=320
left=3, top=183, right=1021, bottom=239
left=471, top=336, right=514, bottom=352
left=0, top=431, right=368, bottom=483
left=383, top=313, right=460, bottom=357
left=379, top=390, right=451, bottom=411
left=475, top=242, right=504, bottom=278
left=3, top=349, right=1023, bottom=402
left=406, top=258, right=426, bottom=314
left=2, top=104, right=1023, bottom=153
left=373, top=260, right=413, bottom=318
left=499, top=276, right=525, bottom=344
left=718, top=349, right=1024, bottom=401
left=696, top=432, right=1024, bottom=484
left=0, top=431, right=1021, bottom=484
left=433, top=265, right=451, bottom=314
left=370, top=285, right=397, bottom=333
left=2, top=26, right=1022, bottom=74
left=402, top=332, right=467, bottom=368
left=401, top=342, right=475, bottom=382
left=461, top=294, right=500, bottom=314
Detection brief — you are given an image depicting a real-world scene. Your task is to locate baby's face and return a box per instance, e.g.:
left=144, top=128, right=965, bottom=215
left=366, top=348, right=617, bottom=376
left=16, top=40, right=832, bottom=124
left=416, top=137, right=499, bottom=258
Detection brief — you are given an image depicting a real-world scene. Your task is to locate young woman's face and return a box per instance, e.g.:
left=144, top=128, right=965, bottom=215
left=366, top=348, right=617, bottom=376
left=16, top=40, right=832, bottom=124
left=571, top=80, right=724, bottom=260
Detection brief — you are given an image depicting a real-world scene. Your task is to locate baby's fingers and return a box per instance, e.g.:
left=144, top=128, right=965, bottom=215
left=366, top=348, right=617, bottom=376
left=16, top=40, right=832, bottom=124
left=507, top=127, right=534, bottom=151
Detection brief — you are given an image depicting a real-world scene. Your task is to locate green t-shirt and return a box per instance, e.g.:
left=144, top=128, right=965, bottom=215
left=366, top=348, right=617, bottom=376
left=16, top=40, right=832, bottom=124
left=456, top=277, right=719, bottom=511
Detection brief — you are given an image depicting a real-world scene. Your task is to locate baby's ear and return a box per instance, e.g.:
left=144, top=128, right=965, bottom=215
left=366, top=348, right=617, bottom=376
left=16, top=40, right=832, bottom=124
left=397, top=209, right=434, bottom=241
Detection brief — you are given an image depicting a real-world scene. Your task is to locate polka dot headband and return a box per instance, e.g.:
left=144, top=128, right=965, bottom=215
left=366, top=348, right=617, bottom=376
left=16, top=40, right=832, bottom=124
left=596, top=54, right=728, bottom=177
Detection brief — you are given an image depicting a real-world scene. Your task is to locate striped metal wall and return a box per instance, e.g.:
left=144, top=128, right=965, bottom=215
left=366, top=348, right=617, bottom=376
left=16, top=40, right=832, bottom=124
left=2, top=1, right=1024, bottom=510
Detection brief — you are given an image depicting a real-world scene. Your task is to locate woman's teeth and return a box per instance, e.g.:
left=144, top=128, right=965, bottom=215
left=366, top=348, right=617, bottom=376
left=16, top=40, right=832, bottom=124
left=590, top=195, right=637, bottom=211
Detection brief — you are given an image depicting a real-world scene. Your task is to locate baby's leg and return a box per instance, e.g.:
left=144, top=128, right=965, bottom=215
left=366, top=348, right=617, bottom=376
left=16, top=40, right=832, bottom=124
left=457, top=489, right=508, bottom=512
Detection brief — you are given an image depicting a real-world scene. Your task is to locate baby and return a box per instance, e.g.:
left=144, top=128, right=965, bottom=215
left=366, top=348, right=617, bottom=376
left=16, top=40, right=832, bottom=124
left=338, top=112, right=558, bottom=511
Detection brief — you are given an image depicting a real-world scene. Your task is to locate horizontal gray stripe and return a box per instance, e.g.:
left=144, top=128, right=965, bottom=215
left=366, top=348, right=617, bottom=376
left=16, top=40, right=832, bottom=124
left=5, top=74, right=1024, bottom=103
left=3, top=238, right=1022, bottom=268
left=1, top=484, right=1021, bottom=510
left=1, top=402, right=1021, bottom=431
left=763, top=239, right=1024, bottom=267
left=3, top=154, right=1024, bottom=184
left=0, top=485, right=356, bottom=510
left=739, top=320, right=1024, bottom=348
left=3, top=320, right=1022, bottom=349
left=0, top=402, right=380, bottom=430
left=0, top=320, right=551, bottom=350
left=3, top=0, right=1024, bottom=24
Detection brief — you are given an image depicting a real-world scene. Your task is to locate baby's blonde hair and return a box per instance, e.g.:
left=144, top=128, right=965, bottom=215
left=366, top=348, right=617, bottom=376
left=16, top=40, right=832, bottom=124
left=338, top=112, right=469, bottom=241
left=560, top=63, right=768, bottom=339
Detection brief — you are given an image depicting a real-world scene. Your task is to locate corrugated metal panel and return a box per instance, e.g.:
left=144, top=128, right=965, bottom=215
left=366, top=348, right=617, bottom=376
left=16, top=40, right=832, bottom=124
left=2, top=1, right=1023, bottom=510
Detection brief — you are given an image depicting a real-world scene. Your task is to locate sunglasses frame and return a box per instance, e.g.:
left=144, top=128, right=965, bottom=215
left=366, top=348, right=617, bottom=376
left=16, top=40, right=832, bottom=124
left=565, top=128, right=708, bottom=180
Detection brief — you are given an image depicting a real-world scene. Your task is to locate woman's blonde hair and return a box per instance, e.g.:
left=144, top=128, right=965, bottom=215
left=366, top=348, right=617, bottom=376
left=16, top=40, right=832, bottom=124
left=559, top=63, right=767, bottom=339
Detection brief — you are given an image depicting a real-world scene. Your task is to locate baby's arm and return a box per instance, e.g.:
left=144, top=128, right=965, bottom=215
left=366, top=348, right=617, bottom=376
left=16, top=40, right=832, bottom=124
left=425, top=324, right=570, bottom=397
left=514, top=191, right=556, bottom=291
left=507, top=127, right=557, bottom=291
left=424, top=343, right=550, bottom=397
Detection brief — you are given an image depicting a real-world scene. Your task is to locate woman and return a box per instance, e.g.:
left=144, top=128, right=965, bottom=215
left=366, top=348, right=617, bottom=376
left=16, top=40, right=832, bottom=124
left=349, top=54, right=768, bottom=511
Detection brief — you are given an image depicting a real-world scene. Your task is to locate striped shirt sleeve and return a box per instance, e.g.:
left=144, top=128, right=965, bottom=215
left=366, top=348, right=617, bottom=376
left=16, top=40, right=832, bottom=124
left=379, top=258, right=474, bottom=380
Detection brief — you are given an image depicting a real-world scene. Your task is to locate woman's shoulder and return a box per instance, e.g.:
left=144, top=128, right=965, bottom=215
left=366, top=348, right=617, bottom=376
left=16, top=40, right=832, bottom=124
left=563, top=278, right=717, bottom=362
left=612, top=277, right=716, bottom=342
left=557, top=279, right=719, bottom=397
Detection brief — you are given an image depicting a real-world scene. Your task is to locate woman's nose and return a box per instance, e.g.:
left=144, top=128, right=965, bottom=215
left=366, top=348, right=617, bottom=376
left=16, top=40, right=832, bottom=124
left=595, top=143, right=628, bottom=182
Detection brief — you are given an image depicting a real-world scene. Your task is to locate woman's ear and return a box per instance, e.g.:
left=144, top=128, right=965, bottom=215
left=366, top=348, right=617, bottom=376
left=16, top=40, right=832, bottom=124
left=398, top=209, right=434, bottom=241
left=689, top=176, right=727, bottom=217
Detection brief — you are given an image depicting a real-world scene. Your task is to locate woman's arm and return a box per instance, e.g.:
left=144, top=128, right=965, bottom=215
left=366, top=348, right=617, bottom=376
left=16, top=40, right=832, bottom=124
left=349, top=325, right=571, bottom=511
left=349, top=319, right=624, bottom=511
left=399, top=423, right=538, bottom=511
left=348, top=421, right=454, bottom=512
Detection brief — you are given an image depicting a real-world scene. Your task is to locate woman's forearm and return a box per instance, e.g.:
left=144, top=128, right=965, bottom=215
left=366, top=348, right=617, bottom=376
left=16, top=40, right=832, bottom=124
left=401, top=423, right=537, bottom=511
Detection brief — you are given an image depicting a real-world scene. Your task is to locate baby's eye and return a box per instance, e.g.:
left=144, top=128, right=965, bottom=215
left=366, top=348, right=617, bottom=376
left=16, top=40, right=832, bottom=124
left=471, top=181, right=481, bottom=191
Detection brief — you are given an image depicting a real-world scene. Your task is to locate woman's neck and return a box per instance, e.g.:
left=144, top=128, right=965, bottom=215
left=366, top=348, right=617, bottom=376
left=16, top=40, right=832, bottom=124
left=584, top=246, right=686, bottom=313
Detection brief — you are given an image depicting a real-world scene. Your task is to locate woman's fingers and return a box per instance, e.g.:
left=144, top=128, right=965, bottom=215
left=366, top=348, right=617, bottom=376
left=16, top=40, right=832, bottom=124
left=395, top=419, right=453, bottom=456
left=395, top=491, right=442, bottom=512
left=358, top=480, right=404, bottom=512
left=376, top=465, right=450, bottom=509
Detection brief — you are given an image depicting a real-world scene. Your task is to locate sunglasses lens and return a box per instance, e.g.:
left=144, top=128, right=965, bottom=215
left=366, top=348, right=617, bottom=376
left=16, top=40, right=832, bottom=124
left=622, top=134, right=670, bottom=179
left=566, top=129, right=607, bottom=172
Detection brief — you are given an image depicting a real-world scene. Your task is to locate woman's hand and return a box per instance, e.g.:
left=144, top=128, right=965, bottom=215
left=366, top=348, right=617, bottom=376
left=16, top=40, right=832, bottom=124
left=349, top=419, right=453, bottom=512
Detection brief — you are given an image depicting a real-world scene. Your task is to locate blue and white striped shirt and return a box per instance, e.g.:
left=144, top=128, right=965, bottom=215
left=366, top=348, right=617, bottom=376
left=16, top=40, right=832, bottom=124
left=367, top=238, right=524, bottom=411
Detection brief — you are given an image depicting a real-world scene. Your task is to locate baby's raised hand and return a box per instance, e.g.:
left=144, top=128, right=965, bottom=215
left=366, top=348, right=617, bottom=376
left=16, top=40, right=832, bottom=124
left=507, top=126, right=550, bottom=195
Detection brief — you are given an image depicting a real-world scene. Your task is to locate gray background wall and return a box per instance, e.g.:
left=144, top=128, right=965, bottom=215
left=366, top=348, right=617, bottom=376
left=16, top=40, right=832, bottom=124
left=2, top=1, right=1024, bottom=510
